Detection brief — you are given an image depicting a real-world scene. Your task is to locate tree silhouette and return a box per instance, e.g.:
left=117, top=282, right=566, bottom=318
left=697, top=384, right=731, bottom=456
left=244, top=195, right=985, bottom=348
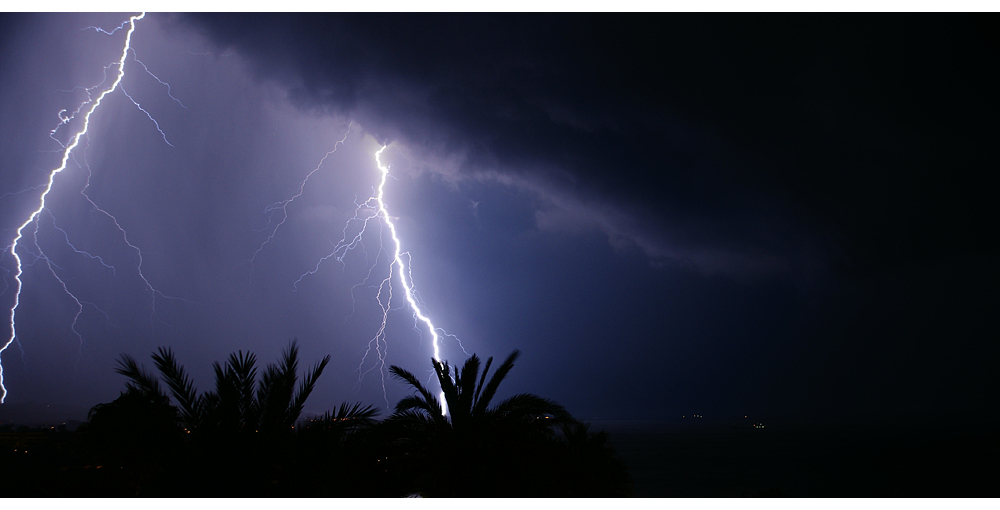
left=108, top=339, right=377, bottom=496
left=115, top=340, right=329, bottom=437
left=78, top=387, right=183, bottom=496
left=290, top=401, right=382, bottom=496
left=382, top=350, right=576, bottom=496
left=389, top=349, right=570, bottom=432
left=76, top=344, right=630, bottom=496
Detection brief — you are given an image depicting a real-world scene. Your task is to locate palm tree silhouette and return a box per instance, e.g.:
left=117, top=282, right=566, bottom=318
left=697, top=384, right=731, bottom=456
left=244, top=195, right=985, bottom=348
left=115, top=340, right=331, bottom=435
left=383, top=349, right=572, bottom=496
left=110, top=339, right=380, bottom=496
left=389, top=349, right=570, bottom=430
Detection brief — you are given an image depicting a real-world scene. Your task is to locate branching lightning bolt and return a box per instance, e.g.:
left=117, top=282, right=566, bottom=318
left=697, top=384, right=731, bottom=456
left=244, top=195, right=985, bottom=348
left=293, top=145, right=465, bottom=414
left=373, top=147, right=452, bottom=413
left=119, top=85, right=174, bottom=147
left=249, top=123, right=353, bottom=285
left=82, top=20, right=130, bottom=36
left=1, top=12, right=182, bottom=403
left=76, top=148, right=190, bottom=330
left=24, top=212, right=112, bottom=357
left=131, top=50, right=187, bottom=110
left=246, top=124, right=460, bottom=409
left=45, top=209, right=117, bottom=276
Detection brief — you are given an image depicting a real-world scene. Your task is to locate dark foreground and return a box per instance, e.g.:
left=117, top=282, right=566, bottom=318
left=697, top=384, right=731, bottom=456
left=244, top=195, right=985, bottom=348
left=4, top=418, right=996, bottom=498
left=0, top=414, right=631, bottom=497
left=607, top=421, right=999, bottom=497
left=0, top=347, right=636, bottom=497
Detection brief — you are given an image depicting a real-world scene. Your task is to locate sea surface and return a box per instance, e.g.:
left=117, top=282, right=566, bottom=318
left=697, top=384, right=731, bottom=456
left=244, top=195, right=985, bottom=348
left=597, top=420, right=998, bottom=497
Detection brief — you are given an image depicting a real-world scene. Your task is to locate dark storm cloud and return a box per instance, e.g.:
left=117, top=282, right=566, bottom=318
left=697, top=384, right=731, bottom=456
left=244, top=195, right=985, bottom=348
left=178, top=13, right=994, bottom=281
left=168, top=13, right=997, bottom=425
left=172, top=14, right=821, bottom=280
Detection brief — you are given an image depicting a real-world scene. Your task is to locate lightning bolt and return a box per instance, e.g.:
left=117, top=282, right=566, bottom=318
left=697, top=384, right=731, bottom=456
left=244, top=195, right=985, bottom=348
left=46, top=210, right=117, bottom=276
left=249, top=122, right=353, bottom=285
left=246, top=124, right=464, bottom=412
left=373, top=146, right=453, bottom=413
left=21, top=210, right=113, bottom=358
left=1, top=12, right=181, bottom=403
left=293, top=144, right=464, bottom=414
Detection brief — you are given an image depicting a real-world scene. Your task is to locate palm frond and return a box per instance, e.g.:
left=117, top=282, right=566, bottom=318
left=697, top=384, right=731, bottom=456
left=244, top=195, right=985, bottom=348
left=289, top=354, right=331, bottom=426
left=151, top=347, right=201, bottom=428
left=256, top=340, right=300, bottom=432
left=394, top=394, right=439, bottom=417
left=114, top=353, right=162, bottom=397
left=473, top=349, right=520, bottom=416
left=390, top=364, right=446, bottom=424
left=334, top=401, right=380, bottom=422
left=228, top=350, right=258, bottom=424
left=211, top=356, right=252, bottom=433
left=472, top=355, right=493, bottom=409
left=200, top=390, right=220, bottom=412
left=303, top=401, right=380, bottom=437
left=211, top=359, right=236, bottom=430
left=455, top=354, right=480, bottom=423
left=383, top=408, right=439, bottom=440
left=387, top=407, right=435, bottom=423
left=255, top=364, right=286, bottom=431
left=433, top=359, right=459, bottom=420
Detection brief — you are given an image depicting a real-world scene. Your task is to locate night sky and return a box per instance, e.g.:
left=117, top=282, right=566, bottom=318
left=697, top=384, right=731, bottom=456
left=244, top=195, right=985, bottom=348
left=0, top=12, right=996, bottom=428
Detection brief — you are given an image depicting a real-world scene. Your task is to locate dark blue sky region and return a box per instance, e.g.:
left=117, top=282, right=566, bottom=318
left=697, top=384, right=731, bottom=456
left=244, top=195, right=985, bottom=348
left=0, top=13, right=995, bottom=427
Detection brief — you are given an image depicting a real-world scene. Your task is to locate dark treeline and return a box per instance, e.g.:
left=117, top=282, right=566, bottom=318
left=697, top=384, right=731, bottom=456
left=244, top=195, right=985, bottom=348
left=0, top=341, right=631, bottom=497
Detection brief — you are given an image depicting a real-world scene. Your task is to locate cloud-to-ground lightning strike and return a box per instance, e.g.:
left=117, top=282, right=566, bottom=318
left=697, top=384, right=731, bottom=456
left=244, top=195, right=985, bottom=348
left=248, top=125, right=466, bottom=411
left=372, top=146, right=450, bottom=413
left=1, top=12, right=180, bottom=403
left=292, top=144, right=462, bottom=414
left=1, top=13, right=146, bottom=402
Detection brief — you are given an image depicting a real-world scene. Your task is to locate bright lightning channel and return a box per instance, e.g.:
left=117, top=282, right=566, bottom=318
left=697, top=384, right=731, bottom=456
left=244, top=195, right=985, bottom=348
left=374, top=146, right=458, bottom=415
left=373, top=147, right=442, bottom=361
left=290, top=143, right=463, bottom=415
left=1, top=12, right=163, bottom=403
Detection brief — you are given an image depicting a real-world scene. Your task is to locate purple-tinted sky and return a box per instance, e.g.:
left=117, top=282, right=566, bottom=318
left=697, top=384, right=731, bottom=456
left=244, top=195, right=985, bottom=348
left=0, top=13, right=996, bottom=427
